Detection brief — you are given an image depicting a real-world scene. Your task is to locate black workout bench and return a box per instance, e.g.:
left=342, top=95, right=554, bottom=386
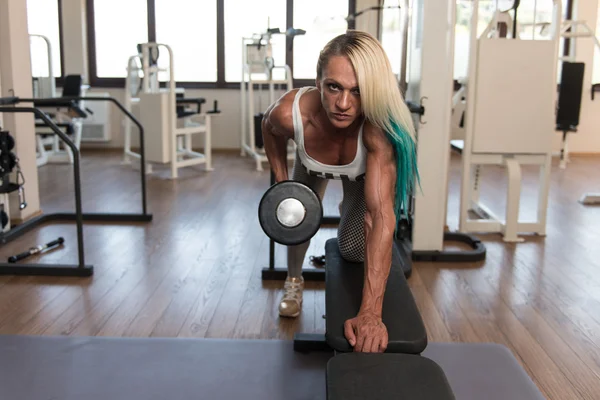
left=293, top=238, right=456, bottom=399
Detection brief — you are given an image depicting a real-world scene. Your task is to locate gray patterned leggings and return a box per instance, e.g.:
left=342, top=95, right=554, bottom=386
left=287, top=159, right=367, bottom=278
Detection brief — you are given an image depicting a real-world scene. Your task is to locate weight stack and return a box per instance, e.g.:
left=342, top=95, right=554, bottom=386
left=254, top=113, right=264, bottom=149
left=556, top=62, right=585, bottom=130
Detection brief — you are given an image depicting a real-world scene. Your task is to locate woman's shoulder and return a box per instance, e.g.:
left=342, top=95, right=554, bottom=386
left=296, top=87, right=322, bottom=116
left=362, top=120, right=393, bottom=155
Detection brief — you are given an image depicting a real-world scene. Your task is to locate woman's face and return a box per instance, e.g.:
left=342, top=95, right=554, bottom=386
left=316, top=55, right=362, bottom=130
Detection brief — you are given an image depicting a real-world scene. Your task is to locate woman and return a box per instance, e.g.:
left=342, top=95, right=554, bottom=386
left=261, top=30, right=418, bottom=353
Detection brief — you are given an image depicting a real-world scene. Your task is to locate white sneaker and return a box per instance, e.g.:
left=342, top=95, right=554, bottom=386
left=279, top=276, right=304, bottom=318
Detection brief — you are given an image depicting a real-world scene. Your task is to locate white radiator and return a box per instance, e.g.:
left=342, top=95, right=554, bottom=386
left=81, top=92, right=111, bottom=142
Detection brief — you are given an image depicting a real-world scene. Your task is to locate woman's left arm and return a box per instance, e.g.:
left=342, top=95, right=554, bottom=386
left=343, top=121, right=397, bottom=353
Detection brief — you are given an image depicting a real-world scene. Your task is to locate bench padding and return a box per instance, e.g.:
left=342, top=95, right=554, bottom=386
left=325, top=238, right=427, bottom=354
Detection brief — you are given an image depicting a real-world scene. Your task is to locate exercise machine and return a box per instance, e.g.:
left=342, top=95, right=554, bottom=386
left=450, top=7, right=518, bottom=143
left=29, top=34, right=88, bottom=167
left=240, top=27, right=301, bottom=171
left=123, top=43, right=220, bottom=179
left=550, top=20, right=600, bottom=204
left=451, top=0, right=562, bottom=243
left=553, top=19, right=600, bottom=170
left=0, top=127, right=26, bottom=234
left=0, top=95, right=152, bottom=276
left=33, top=74, right=88, bottom=167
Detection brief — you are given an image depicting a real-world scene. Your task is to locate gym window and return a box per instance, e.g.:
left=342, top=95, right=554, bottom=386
left=87, top=0, right=218, bottom=86
left=379, top=0, right=404, bottom=80
left=87, top=0, right=355, bottom=88
left=27, top=0, right=63, bottom=79
left=154, top=0, right=218, bottom=82
left=90, top=0, right=148, bottom=80
left=224, top=0, right=287, bottom=83
left=292, top=0, right=350, bottom=80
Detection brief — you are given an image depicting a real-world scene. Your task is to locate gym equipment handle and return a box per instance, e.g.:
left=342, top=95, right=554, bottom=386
left=0, top=97, right=18, bottom=106
left=407, top=101, right=425, bottom=116
left=207, top=100, right=221, bottom=114
left=592, top=84, right=600, bottom=101
left=8, top=237, right=64, bottom=263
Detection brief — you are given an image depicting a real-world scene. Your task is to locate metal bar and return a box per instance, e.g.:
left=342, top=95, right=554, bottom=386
left=0, top=212, right=152, bottom=245
left=74, top=213, right=154, bottom=222
left=411, top=232, right=486, bottom=262
left=321, top=216, right=340, bottom=225
left=20, top=96, right=149, bottom=217
left=67, top=96, right=148, bottom=216
left=146, top=0, right=156, bottom=42
left=0, top=263, right=93, bottom=277
left=216, top=0, right=225, bottom=87
left=0, top=214, right=60, bottom=243
left=269, top=239, right=275, bottom=269
left=285, top=0, right=293, bottom=72
left=0, top=106, right=86, bottom=269
left=0, top=97, right=18, bottom=105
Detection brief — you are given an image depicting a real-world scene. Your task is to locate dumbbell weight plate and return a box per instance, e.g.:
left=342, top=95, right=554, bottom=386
left=258, top=181, right=323, bottom=246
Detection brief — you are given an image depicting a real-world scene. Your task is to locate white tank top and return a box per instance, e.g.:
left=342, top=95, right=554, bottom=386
left=292, top=87, right=367, bottom=182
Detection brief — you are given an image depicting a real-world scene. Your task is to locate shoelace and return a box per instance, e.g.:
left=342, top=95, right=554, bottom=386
left=283, top=279, right=303, bottom=302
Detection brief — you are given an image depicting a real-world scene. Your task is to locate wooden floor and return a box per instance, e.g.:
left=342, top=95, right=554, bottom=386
left=1, top=150, right=600, bottom=399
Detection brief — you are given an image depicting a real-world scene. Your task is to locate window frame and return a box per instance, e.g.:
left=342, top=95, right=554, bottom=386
left=85, top=0, right=582, bottom=90
left=86, top=0, right=355, bottom=88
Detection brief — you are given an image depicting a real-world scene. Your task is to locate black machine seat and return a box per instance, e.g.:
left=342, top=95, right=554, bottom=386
left=176, top=96, right=206, bottom=118
left=327, top=353, right=455, bottom=400
left=324, top=238, right=427, bottom=354
left=32, top=74, right=88, bottom=118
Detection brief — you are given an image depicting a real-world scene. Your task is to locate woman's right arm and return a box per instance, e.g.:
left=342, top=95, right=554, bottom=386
left=261, top=91, right=296, bottom=182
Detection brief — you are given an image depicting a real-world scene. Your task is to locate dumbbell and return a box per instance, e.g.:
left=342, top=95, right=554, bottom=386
left=258, top=181, right=323, bottom=246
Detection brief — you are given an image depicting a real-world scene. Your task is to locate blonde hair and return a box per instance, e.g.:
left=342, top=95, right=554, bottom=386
left=318, top=30, right=419, bottom=220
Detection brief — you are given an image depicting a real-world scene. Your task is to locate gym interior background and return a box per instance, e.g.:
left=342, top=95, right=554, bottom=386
left=0, top=0, right=600, bottom=399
